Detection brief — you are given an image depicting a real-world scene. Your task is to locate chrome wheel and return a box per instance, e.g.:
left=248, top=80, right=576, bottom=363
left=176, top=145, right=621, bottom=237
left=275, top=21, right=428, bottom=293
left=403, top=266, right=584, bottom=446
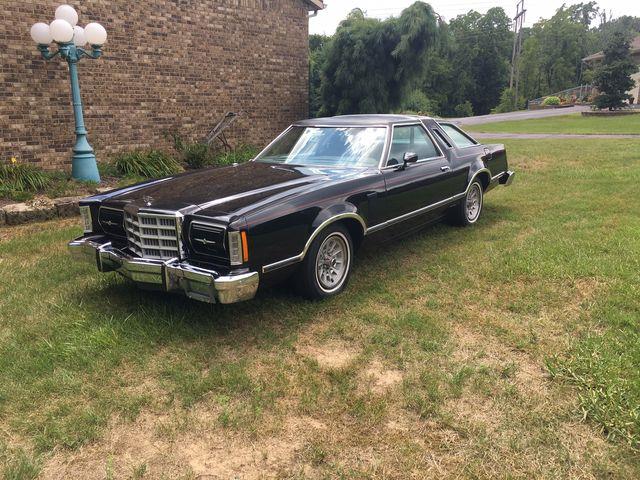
left=315, top=232, right=350, bottom=293
left=465, top=183, right=482, bottom=223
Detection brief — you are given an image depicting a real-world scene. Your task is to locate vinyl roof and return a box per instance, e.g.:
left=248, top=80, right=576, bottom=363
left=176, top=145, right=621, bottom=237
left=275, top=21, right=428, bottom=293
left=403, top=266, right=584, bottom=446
left=295, top=114, right=433, bottom=127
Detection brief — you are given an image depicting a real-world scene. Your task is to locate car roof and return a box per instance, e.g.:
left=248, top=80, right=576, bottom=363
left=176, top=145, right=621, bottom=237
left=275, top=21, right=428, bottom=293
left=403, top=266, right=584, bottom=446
left=294, top=114, right=434, bottom=127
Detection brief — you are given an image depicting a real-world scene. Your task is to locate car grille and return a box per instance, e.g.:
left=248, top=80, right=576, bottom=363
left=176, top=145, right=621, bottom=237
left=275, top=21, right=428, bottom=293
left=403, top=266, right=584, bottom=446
left=124, top=211, right=181, bottom=260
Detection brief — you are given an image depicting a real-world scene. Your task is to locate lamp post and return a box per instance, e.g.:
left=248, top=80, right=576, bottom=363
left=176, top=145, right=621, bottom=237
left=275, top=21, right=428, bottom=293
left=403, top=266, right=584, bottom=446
left=30, top=5, right=107, bottom=183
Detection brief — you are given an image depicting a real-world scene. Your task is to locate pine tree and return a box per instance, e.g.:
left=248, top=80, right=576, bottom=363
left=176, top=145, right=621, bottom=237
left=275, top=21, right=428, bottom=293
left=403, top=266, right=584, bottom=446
left=593, top=32, right=636, bottom=110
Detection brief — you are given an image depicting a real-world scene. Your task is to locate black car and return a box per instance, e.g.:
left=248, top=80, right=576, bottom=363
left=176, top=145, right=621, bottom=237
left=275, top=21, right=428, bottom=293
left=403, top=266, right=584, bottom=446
left=69, top=114, right=514, bottom=303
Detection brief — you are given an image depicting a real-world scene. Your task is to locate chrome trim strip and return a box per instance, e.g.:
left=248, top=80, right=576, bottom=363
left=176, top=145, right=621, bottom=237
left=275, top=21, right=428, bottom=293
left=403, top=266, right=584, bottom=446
left=261, top=212, right=366, bottom=274
left=365, top=192, right=465, bottom=234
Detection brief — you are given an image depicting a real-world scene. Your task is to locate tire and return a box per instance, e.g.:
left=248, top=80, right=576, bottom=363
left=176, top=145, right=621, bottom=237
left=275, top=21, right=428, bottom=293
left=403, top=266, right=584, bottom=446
left=294, top=224, right=353, bottom=300
left=453, top=181, right=484, bottom=226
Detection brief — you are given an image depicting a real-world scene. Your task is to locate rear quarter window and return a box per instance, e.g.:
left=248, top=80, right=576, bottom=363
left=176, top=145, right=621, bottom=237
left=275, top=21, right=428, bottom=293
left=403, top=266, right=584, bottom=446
left=439, top=124, right=478, bottom=148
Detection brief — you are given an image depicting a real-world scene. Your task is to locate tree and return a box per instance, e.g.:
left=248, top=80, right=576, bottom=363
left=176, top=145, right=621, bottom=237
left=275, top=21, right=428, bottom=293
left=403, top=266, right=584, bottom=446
left=309, top=34, right=329, bottom=117
left=318, top=3, right=442, bottom=116
left=592, top=32, right=636, bottom=110
left=445, top=8, right=512, bottom=115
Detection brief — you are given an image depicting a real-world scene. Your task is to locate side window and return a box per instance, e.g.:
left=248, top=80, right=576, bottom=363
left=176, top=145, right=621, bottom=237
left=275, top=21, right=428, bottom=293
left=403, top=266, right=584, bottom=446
left=439, top=123, right=477, bottom=148
left=388, top=125, right=440, bottom=165
left=432, top=129, right=452, bottom=148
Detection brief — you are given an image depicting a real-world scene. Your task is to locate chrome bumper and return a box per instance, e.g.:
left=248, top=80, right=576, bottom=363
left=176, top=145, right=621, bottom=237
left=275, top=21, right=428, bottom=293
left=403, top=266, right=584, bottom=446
left=68, top=235, right=259, bottom=304
left=499, top=170, right=515, bottom=186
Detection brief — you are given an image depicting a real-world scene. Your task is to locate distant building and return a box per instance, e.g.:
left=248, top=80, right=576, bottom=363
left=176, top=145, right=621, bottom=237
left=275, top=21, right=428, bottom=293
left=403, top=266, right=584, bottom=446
left=583, top=35, right=640, bottom=104
left=0, top=0, right=324, bottom=170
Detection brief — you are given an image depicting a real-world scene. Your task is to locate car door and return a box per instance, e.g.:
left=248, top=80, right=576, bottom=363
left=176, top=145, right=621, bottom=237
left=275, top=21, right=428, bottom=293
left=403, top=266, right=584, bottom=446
left=376, top=123, right=459, bottom=231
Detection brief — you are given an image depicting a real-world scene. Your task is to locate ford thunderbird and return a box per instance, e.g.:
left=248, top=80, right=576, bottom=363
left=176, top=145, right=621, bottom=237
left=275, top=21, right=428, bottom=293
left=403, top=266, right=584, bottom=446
left=69, top=114, right=514, bottom=303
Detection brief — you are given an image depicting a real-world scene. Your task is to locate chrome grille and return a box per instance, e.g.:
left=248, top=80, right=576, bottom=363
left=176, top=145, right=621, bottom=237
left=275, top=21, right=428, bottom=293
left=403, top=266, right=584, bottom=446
left=124, top=211, right=181, bottom=260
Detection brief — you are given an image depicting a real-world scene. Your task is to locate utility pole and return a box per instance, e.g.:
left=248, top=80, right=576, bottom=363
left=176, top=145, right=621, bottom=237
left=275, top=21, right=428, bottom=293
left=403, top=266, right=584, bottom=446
left=509, top=0, right=526, bottom=109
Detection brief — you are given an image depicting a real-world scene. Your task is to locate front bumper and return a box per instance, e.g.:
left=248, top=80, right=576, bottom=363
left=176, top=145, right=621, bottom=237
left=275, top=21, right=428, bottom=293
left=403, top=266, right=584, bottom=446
left=68, top=235, right=259, bottom=304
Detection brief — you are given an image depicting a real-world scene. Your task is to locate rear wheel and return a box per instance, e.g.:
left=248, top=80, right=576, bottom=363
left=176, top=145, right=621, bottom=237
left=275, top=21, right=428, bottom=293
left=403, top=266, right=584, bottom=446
left=453, top=181, right=484, bottom=226
left=295, top=224, right=353, bottom=300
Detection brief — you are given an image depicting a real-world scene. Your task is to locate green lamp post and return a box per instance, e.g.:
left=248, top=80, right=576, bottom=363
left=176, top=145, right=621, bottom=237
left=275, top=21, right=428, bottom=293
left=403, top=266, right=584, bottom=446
left=30, top=5, right=107, bottom=183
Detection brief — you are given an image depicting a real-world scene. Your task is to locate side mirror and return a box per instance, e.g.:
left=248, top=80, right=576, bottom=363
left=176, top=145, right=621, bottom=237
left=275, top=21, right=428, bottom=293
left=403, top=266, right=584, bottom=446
left=403, top=152, right=418, bottom=168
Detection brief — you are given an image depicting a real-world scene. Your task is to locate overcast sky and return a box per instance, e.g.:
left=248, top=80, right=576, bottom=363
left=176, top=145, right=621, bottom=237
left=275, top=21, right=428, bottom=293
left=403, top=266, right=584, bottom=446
left=310, top=0, right=640, bottom=35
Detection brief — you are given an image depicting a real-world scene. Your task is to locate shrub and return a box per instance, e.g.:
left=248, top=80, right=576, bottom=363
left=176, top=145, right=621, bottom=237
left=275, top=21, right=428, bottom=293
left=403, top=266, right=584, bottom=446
left=454, top=101, right=474, bottom=118
left=0, top=162, right=50, bottom=192
left=399, top=89, right=438, bottom=115
left=113, top=150, right=182, bottom=178
left=542, top=96, right=561, bottom=106
left=492, top=88, right=526, bottom=113
left=213, top=144, right=259, bottom=166
left=182, top=143, right=213, bottom=169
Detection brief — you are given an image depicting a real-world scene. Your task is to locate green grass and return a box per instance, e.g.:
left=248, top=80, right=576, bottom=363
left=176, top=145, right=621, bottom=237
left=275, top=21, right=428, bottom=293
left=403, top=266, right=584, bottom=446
left=470, top=112, right=640, bottom=134
left=1, top=138, right=640, bottom=477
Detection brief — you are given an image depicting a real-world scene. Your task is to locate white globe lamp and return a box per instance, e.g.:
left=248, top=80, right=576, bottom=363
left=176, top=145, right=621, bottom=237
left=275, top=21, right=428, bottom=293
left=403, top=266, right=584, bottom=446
left=55, top=5, right=79, bottom=27
left=84, top=23, right=107, bottom=46
left=73, top=26, right=87, bottom=47
left=30, top=23, right=52, bottom=45
left=50, top=19, right=74, bottom=43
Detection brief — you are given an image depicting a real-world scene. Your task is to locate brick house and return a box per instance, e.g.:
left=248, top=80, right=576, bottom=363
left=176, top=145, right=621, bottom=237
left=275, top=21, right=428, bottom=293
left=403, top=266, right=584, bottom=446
left=583, top=35, right=640, bottom=105
left=0, top=0, right=324, bottom=171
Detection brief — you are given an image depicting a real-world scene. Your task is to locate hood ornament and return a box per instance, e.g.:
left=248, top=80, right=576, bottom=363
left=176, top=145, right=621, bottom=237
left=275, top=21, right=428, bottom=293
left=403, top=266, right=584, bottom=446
left=142, top=195, right=154, bottom=207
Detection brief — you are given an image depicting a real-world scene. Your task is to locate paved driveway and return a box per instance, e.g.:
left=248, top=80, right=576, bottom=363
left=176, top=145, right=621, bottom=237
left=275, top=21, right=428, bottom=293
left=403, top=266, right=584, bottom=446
left=447, top=105, right=591, bottom=126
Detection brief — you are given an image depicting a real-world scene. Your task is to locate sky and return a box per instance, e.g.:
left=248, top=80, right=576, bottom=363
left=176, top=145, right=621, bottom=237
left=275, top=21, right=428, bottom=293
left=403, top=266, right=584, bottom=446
left=309, top=0, right=640, bottom=35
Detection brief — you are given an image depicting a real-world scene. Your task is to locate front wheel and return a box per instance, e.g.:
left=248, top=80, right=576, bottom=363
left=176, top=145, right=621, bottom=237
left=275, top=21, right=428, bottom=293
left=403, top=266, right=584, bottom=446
left=453, top=181, right=484, bottom=226
left=294, top=224, right=353, bottom=300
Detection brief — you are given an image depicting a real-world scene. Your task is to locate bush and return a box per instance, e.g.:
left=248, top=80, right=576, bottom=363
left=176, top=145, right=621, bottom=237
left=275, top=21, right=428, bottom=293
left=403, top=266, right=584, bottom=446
left=399, top=90, right=438, bottom=115
left=542, top=96, right=561, bottom=106
left=182, top=143, right=212, bottom=169
left=213, top=144, right=259, bottom=166
left=454, top=101, right=474, bottom=118
left=113, top=150, right=182, bottom=178
left=0, top=162, right=50, bottom=192
left=492, top=88, right=526, bottom=113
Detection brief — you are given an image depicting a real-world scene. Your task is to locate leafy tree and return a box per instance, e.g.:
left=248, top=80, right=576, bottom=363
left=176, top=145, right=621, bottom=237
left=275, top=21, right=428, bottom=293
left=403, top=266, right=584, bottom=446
left=318, top=3, right=442, bottom=116
left=319, top=10, right=400, bottom=115
left=592, top=32, right=637, bottom=109
left=444, top=8, right=512, bottom=115
left=309, top=34, right=329, bottom=117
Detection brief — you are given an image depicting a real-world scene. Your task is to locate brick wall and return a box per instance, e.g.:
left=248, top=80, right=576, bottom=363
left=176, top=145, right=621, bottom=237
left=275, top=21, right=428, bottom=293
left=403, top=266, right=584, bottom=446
left=0, top=0, right=311, bottom=170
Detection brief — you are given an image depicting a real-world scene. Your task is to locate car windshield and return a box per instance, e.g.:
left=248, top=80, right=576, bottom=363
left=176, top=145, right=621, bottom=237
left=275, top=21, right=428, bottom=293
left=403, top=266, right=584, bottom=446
left=255, top=126, right=386, bottom=168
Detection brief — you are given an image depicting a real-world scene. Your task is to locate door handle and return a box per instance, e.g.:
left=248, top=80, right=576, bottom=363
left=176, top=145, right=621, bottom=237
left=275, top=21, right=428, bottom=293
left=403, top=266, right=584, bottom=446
left=441, top=166, right=451, bottom=172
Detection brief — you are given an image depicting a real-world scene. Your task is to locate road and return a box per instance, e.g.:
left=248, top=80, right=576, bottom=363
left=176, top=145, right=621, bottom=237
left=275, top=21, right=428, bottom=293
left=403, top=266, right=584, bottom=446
left=472, top=132, right=640, bottom=139
left=446, top=105, right=591, bottom=126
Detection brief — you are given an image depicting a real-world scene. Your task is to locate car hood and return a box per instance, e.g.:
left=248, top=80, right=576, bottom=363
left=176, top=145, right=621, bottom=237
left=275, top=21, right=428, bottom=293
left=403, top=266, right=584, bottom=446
left=100, top=161, right=365, bottom=218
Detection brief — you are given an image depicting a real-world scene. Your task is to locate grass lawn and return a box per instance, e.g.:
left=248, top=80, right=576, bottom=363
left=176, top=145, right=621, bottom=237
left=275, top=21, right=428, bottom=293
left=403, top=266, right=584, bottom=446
left=469, top=112, right=640, bottom=135
left=1, top=138, right=639, bottom=478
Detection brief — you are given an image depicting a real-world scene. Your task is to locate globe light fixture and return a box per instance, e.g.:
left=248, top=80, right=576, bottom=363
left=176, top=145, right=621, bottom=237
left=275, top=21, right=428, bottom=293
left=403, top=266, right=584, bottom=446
left=30, top=22, right=52, bottom=45
left=84, top=22, right=107, bottom=46
left=30, top=5, right=107, bottom=183
left=73, top=26, right=86, bottom=47
left=50, top=19, right=74, bottom=43
left=55, top=4, right=79, bottom=26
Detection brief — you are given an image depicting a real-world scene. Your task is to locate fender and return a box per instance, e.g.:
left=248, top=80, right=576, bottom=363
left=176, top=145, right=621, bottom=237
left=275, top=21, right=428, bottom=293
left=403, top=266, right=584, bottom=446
left=261, top=205, right=366, bottom=274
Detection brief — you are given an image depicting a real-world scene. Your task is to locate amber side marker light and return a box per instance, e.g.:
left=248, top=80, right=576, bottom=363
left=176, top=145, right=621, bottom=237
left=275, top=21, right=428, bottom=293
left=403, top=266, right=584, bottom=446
left=241, top=231, right=249, bottom=262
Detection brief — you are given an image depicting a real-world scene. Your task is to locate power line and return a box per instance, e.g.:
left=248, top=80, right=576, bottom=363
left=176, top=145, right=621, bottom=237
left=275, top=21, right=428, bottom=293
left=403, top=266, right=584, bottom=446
left=509, top=0, right=526, bottom=108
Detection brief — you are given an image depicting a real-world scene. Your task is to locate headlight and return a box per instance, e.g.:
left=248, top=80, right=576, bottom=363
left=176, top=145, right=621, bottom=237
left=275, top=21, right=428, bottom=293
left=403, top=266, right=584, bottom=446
left=228, top=231, right=249, bottom=265
left=80, top=205, right=93, bottom=233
